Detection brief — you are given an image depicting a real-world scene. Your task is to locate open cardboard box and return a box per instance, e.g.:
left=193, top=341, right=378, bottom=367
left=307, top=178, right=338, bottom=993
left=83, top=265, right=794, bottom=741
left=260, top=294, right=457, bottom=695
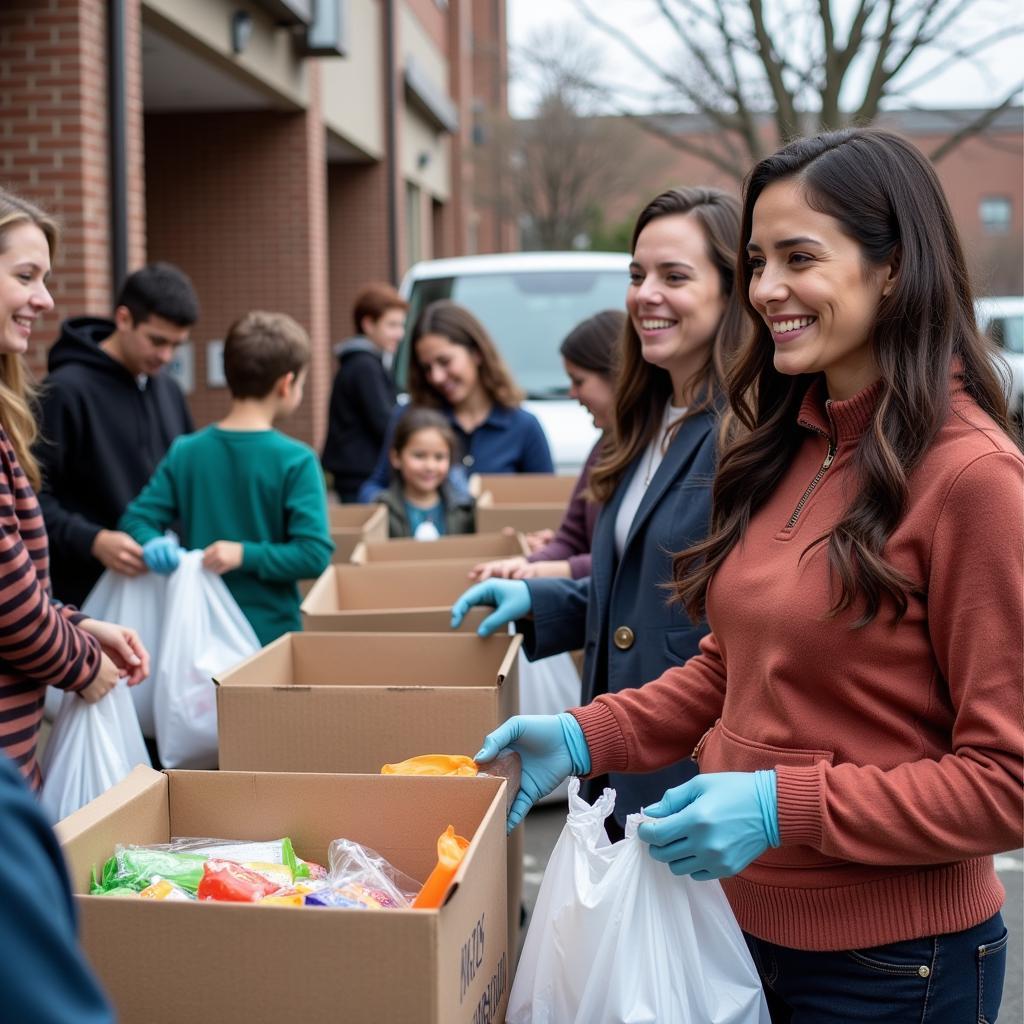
left=215, top=631, right=523, bottom=956
left=475, top=496, right=568, bottom=535
left=350, top=530, right=526, bottom=565
left=301, top=560, right=486, bottom=632
left=468, top=473, right=576, bottom=504
left=328, top=502, right=389, bottom=564
left=298, top=503, right=389, bottom=596
left=57, top=768, right=509, bottom=1024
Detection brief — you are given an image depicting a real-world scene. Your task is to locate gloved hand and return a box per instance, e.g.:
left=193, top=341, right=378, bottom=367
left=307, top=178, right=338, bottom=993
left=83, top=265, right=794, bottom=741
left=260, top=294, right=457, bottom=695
left=637, top=771, right=779, bottom=880
left=142, top=536, right=183, bottom=575
left=450, top=579, right=532, bottom=637
left=475, top=713, right=591, bottom=831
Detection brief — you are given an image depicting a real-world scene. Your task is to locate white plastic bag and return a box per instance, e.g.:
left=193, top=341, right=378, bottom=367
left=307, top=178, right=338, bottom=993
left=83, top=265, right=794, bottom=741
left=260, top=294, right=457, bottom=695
left=515, top=646, right=580, bottom=804
left=508, top=778, right=770, bottom=1024
left=153, top=551, right=259, bottom=769
left=40, top=679, right=151, bottom=822
left=44, top=569, right=169, bottom=736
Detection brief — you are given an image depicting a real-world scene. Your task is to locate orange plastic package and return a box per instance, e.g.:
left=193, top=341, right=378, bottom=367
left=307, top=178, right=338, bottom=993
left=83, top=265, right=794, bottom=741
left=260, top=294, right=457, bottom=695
left=412, top=825, right=470, bottom=909
left=380, top=754, right=478, bottom=777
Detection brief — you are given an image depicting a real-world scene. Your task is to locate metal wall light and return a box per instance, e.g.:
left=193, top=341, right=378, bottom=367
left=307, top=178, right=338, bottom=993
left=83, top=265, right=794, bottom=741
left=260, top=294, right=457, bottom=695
left=231, top=10, right=254, bottom=54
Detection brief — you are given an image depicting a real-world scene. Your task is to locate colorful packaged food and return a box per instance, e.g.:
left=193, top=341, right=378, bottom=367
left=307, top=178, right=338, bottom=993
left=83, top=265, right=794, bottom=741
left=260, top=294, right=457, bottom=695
left=197, top=860, right=282, bottom=903
left=139, top=878, right=194, bottom=901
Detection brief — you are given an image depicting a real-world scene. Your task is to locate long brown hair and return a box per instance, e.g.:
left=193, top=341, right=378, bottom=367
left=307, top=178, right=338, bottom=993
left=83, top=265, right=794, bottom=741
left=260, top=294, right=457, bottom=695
left=0, top=190, right=59, bottom=492
left=675, top=128, right=1016, bottom=627
left=589, top=187, right=746, bottom=503
left=407, top=300, right=523, bottom=409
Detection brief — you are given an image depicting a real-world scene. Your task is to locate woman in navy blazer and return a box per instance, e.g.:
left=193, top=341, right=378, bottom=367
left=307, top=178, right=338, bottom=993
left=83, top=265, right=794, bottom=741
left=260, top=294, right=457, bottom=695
left=452, top=187, right=747, bottom=831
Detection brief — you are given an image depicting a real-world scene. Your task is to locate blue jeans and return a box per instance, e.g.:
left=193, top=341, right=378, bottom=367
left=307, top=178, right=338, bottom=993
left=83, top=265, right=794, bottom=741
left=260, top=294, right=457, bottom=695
left=745, top=912, right=1008, bottom=1023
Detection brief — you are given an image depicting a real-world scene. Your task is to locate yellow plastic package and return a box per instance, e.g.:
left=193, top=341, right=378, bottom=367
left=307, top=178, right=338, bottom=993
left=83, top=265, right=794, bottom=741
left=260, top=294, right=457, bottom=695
left=380, top=754, right=478, bottom=777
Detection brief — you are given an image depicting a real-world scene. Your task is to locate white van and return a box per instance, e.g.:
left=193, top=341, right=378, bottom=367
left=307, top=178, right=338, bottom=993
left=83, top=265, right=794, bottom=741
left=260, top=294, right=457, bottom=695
left=976, top=296, right=1024, bottom=423
left=397, top=252, right=631, bottom=473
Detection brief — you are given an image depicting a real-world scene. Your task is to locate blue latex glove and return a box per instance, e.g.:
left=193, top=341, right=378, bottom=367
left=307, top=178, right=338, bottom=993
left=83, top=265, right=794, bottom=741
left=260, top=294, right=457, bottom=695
left=142, top=536, right=183, bottom=575
left=450, top=579, right=532, bottom=637
left=637, top=771, right=780, bottom=881
left=475, top=713, right=591, bottom=832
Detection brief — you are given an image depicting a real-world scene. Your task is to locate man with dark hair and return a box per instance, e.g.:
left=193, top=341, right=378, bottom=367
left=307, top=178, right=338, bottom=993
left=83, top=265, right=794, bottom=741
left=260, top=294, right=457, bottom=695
left=321, top=282, right=407, bottom=502
left=36, top=262, right=198, bottom=606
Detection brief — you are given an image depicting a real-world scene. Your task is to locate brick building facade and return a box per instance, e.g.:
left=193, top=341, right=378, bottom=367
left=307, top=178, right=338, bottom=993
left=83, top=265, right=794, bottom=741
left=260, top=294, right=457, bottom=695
left=1, top=0, right=512, bottom=448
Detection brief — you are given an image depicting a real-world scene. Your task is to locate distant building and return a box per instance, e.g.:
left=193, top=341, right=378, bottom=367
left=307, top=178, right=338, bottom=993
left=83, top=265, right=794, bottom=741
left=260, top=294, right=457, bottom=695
left=1, top=0, right=515, bottom=446
left=590, top=107, right=1024, bottom=298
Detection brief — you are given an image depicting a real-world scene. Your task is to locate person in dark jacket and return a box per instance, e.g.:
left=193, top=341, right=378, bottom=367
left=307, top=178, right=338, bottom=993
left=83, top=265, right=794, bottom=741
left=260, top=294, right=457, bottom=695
left=375, top=406, right=475, bottom=538
left=452, top=187, right=747, bottom=835
left=321, top=283, right=407, bottom=502
left=0, top=754, right=114, bottom=1023
left=35, top=262, right=197, bottom=606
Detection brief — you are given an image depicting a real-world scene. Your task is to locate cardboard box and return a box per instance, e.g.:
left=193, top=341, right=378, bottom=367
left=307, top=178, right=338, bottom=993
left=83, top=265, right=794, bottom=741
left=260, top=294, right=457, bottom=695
left=328, top=503, right=389, bottom=563
left=301, top=560, right=486, bottom=632
left=475, top=499, right=567, bottom=535
left=298, top=503, right=389, bottom=596
left=215, top=631, right=523, bottom=958
left=468, top=473, right=576, bottom=504
left=57, top=768, right=510, bottom=1024
left=350, top=531, right=526, bottom=565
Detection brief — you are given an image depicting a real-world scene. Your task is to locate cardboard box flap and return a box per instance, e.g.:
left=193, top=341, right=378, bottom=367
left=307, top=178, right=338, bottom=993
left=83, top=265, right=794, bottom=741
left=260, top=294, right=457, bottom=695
left=327, top=503, right=387, bottom=531
left=216, top=633, right=520, bottom=689
left=350, top=531, right=526, bottom=564
left=56, top=766, right=170, bottom=891
left=469, top=473, right=576, bottom=503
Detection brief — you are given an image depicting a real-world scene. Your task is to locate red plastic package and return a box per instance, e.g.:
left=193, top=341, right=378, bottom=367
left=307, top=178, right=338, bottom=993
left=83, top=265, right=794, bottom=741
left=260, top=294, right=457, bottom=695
left=197, top=859, right=281, bottom=903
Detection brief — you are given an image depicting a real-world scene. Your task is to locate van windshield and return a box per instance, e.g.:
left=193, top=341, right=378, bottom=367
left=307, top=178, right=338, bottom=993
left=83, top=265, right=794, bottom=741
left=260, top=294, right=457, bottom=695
left=398, top=270, right=628, bottom=397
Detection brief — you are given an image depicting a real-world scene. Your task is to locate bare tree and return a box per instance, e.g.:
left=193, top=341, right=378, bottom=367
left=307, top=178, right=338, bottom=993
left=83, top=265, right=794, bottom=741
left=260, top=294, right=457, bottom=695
left=474, top=30, right=663, bottom=249
left=573, top=0, right=1023, bottom=180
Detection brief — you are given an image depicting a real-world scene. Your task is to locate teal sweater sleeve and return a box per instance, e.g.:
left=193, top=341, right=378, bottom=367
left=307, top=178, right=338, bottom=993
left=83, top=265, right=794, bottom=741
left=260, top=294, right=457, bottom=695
left=241, top=450, right=334, bottom=582
left=117, top=446, right=180, bottom=544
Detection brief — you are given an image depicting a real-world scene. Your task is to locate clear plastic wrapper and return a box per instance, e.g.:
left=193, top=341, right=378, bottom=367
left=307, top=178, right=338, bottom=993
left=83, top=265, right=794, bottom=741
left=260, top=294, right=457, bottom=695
left=477, top=750, right=522, bottom=816
left=323, top=838, right=422, bottom=909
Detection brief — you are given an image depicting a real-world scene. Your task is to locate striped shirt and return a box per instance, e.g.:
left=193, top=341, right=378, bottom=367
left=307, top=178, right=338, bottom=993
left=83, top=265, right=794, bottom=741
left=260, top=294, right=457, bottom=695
left=0, top=426, right=101, bottom=789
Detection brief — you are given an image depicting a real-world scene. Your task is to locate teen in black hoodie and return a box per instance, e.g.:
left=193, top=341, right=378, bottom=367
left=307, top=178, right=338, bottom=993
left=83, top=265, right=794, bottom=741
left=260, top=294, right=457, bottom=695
left=35, top=263, right=197, bottom=606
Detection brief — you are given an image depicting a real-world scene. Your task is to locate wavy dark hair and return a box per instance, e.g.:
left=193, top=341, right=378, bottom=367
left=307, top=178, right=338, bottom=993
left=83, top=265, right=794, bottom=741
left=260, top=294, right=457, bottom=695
left=674, top=128, right=1016, bottom=627
left=559, top=309, right=624, bottom=378
left=589, top=187, right=746, bottom=503
left=407, top=300, right=523, bottom=410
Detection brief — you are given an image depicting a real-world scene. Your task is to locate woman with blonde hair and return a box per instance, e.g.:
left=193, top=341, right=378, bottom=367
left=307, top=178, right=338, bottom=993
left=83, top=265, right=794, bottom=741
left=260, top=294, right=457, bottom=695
left=0, top=189, right=148, bottom=789
left=357, top=300, right=553, bottom=500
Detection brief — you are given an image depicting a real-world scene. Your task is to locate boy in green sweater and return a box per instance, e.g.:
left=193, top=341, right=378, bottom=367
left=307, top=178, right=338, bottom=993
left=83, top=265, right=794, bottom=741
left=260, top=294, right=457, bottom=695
left=119, top=311, right=333, bottom=646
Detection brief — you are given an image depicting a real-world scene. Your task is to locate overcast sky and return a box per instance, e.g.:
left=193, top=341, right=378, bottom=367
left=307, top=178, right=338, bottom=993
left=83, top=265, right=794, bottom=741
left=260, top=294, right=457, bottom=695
left=507, top=0, right=1023, bottom=117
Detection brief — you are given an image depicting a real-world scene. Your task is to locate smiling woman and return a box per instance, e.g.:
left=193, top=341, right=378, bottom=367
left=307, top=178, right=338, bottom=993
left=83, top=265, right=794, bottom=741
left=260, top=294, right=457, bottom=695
left=0, top=188, right=149, bottom=792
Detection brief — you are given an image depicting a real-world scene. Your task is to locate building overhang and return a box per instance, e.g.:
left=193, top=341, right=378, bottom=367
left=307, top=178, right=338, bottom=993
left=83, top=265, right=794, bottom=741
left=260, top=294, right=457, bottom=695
left=404, top=54, right=458, bottom=134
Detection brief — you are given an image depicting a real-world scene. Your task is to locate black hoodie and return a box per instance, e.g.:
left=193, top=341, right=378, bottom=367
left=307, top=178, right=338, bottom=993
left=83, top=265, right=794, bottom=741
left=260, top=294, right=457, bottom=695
left=320, top=336, right=397, bottom=498
left=35, top=317, right=194, bottom=606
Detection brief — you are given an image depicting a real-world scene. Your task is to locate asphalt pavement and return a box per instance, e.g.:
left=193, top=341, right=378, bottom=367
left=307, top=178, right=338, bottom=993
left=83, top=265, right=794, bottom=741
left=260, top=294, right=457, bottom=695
left=520, top=802, right=1024, bottom=1018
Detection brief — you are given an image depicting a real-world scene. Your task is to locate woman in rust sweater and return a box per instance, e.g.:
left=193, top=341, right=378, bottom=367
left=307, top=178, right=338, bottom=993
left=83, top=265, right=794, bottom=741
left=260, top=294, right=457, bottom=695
left=0, top=190, right=148, bottom=790
left=476, top=130, right=1022, bottom=1020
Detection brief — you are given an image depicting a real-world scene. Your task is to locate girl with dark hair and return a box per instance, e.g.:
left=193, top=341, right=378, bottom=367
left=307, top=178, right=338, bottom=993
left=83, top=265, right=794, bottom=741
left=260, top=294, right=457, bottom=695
left=469, top=309, right=624, bottom=582
left=374, top=406, right=474, bottom=539
left=454, top=187, right=746, bottom=834
left=474, top=129, right=1022, bottom=1020
left=357, top=300, right=553, bottom=500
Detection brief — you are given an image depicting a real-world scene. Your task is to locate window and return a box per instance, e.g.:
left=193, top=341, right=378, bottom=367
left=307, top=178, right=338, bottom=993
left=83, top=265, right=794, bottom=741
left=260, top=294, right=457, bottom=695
left=405, top=182, right=422, bottom=266
left=980, top=196, right=1012, bottom=235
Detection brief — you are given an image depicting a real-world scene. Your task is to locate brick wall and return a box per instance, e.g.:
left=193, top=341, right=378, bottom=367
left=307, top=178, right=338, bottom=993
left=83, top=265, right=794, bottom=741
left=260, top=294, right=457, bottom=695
left=145, top=74, right=331, bottom=449
left=327, top=162, right=395, bottom=343
left=0, top=0, right=147, bottom=378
